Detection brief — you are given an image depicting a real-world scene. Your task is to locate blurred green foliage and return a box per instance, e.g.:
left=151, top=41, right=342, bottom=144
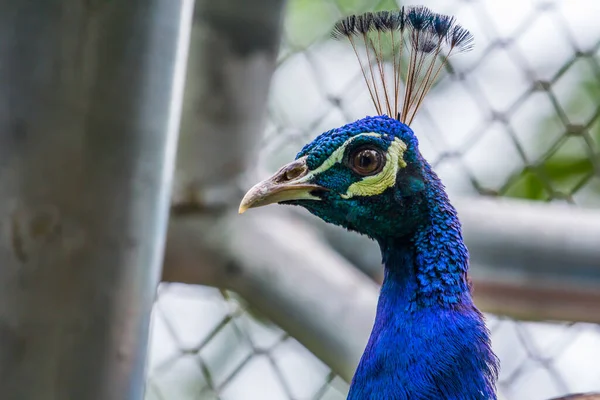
left=284, top=0, right=400, bottom=49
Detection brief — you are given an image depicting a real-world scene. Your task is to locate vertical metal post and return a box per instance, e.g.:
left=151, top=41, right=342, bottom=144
left=174, top=0, right=285, bottom=207
left=0, top=1, right=192, bottom=399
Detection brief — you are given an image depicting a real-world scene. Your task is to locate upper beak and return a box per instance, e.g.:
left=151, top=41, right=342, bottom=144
left=239, top=156, right=325, bottom=214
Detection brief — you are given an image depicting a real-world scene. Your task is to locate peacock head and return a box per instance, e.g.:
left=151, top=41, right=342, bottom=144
left=239, top=115, right=428, bottom=241
left=239, top=7, right=474, bottom=242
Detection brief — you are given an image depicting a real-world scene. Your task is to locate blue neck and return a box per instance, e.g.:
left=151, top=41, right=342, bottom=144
left=347, top=165, right=499, bottom=399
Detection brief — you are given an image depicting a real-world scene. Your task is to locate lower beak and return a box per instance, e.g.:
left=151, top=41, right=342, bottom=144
left=239, top=156, right=325, bottom=214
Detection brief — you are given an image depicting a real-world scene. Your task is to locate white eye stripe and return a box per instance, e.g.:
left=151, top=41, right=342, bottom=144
left=296, top=133, right=382, bottom=183
left=294, top=133, right=408, bottom=198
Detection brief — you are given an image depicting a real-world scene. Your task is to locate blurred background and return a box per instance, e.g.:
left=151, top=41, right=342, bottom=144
left=1, top=1, right=597, bottom=400
left=147, top=0, right=600, bottom=400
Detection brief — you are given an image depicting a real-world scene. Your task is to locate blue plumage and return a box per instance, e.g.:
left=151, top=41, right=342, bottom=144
left=293, top=116, right=499, bottom=399
left=238, top=7, right=599, bottom=399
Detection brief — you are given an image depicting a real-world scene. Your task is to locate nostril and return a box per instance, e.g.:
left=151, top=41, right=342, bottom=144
left=284, top=166, right=304, bottom=180
left=284, top=164, right=307, bottom=181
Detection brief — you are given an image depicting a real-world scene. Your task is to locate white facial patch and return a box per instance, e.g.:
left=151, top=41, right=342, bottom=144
left=295, top=133, right=382, bottom=183
left=296, top=133, right=408, bottom=198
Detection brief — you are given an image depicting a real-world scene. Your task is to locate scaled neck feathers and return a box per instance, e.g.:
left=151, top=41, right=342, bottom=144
left=347, top=158, right=499, bottom=400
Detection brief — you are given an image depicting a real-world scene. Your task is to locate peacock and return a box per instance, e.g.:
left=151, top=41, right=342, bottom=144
left=238, top=6, right=598, bottom=400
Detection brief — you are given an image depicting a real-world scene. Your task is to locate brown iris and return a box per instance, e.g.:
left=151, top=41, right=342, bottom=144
left=348, top=146, right=384, bottom=176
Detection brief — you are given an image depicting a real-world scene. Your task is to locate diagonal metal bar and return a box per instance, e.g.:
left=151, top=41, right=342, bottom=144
left=0, top=1, right=193, bottom=399
left=164, top=208, right=376, bottom=382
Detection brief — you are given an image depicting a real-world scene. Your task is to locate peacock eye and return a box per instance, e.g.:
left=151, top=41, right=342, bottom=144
left=348, top=147, right=385, bottom=176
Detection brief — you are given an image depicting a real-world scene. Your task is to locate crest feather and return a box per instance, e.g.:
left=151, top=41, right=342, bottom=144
left=331, top=6, right=474, bottom=125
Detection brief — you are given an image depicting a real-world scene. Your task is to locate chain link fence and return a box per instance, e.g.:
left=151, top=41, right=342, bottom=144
left=147, top=0, right=600, bottom=399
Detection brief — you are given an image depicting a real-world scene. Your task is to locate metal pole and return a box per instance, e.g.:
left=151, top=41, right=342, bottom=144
left=164, top=206, right=600, bottom=384
left=0, top=1, right=193, bottom=399
left=173, top=0, right=285, bottom=208
left=165, top=208, right=377, bottom=382
left=292, top=196, right=600, bottom=286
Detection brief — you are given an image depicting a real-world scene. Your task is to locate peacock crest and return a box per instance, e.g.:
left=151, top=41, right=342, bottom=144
left=331, top=6, right=474, bottom=125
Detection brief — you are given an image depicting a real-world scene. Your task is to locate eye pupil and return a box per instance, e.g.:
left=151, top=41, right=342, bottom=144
left=359, top=153, right=373, bottom=167
left=350, top=148, right=383, bottom=175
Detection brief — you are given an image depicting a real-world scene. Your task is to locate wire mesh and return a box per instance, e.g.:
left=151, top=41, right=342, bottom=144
left=147, top=0, right=600, bottom=399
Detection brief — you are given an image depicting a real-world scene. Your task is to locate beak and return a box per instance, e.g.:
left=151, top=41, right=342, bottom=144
left=239, top=156, right=325, bottom=214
